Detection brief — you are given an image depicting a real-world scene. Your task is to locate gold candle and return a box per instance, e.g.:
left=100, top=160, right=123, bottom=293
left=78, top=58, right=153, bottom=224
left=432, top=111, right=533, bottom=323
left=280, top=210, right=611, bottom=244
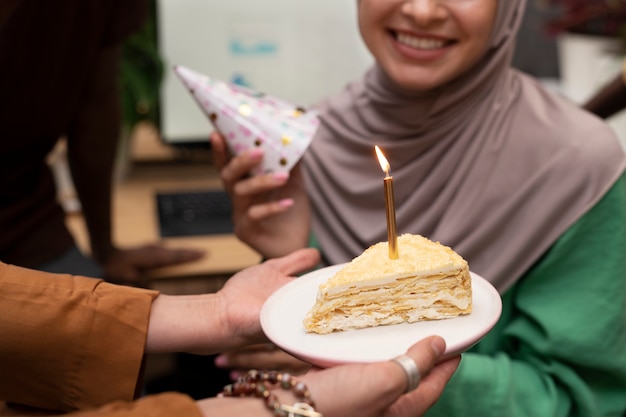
left=375, top=146, right=398, bottom=259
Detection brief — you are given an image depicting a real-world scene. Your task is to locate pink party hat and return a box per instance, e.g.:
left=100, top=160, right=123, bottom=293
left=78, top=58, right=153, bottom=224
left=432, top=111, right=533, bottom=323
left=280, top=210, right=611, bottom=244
left=174, top=65, right=320, bottom=175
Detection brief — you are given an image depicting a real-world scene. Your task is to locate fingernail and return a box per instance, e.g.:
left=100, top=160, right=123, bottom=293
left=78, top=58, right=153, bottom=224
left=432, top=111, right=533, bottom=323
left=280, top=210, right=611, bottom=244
left=248, top=148, right=263, bottom=160
left=214, top=355, right=227, bottom=367
left=278, top=198, right=294, bottom=208
left=273, top=171, right=289, bottom=182
left=431, top=337, right=446, bottom=356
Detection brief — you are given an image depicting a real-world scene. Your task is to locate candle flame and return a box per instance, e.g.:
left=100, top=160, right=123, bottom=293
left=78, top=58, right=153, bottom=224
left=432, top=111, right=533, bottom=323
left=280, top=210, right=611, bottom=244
left=375, top=145, right=391, bottom=176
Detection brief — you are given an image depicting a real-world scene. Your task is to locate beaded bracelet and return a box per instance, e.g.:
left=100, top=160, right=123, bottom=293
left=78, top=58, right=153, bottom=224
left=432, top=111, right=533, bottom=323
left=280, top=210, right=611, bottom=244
left=219, top=369, right=323, bottom=417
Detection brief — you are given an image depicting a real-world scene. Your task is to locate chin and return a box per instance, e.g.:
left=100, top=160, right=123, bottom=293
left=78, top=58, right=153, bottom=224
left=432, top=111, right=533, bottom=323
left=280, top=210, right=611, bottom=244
left=379, top=61, right=447, bottom=92
left=387, top=70, right=442, bottom=92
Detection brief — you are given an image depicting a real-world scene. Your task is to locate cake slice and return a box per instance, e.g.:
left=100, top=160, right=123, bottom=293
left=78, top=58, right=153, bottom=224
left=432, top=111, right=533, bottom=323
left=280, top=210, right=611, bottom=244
left=303, top=234, right=472, bottom=334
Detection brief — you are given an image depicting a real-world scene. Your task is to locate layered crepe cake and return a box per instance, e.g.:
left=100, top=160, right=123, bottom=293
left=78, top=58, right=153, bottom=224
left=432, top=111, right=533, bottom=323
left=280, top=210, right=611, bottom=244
left=303, top=234, right=472, bottom=334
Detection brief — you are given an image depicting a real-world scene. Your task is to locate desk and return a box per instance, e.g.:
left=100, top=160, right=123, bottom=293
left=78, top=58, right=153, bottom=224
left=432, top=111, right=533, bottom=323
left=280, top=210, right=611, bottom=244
left=66, top=158, right=262, bottom=293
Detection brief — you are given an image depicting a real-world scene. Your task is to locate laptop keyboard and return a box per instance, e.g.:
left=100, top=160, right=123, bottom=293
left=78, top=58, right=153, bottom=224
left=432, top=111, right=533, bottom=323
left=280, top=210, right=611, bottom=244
left=156, top=190, right=234, bottom=237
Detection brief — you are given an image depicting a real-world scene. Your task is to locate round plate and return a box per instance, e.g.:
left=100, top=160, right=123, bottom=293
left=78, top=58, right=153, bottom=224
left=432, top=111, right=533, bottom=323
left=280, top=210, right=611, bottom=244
left=261, top=264, right=502, bottom=368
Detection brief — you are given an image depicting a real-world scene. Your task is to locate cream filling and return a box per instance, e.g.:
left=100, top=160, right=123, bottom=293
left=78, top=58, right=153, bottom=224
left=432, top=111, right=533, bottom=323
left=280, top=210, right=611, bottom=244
left=304, top=272, right=472, bottom=334
left=304, top=293, right=471, bottom=334
left=320, top=271, right=465, bottom=299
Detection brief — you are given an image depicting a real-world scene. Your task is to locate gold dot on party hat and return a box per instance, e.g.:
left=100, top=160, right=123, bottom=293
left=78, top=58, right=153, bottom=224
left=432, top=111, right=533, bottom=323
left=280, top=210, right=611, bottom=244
left=210, top=113, right=217, bottom=122
left=281, top=136, right=292, bottom=145
left=293, top=106, right=306, bottom=117
left=239, top=103, right=252, bottom=116
left=280, top=157, right=288, bottom=166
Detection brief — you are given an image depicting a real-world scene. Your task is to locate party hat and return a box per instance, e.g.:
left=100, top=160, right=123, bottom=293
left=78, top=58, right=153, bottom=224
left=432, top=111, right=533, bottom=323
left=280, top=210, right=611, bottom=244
left=174, top=65, right=320, bottom=175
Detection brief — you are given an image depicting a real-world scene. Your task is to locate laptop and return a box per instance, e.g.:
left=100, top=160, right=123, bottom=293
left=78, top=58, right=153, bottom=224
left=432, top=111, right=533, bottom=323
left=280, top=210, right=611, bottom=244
left=156, top=190, right=234, bottom=237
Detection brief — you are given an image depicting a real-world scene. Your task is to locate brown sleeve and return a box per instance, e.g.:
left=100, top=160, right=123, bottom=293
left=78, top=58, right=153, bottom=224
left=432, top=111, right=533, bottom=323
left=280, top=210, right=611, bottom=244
left=62, top=393, right=203, bottom=417
left=1, top=393, right=203, bottom=417
left=0, top=262, right=159, bottom=412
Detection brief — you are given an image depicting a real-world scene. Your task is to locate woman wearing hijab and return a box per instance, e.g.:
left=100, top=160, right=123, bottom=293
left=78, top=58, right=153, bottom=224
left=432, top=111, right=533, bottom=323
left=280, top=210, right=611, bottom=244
left=212, top=0, right=626, bottom=416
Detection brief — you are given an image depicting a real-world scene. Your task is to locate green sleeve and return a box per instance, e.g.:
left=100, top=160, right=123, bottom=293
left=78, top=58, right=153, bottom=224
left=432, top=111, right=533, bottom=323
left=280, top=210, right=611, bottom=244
left=425, top=175, right=626, bottom=417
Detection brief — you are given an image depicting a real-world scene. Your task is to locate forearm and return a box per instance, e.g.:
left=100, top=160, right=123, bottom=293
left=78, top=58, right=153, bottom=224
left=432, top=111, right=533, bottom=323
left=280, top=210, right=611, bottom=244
left=146, top=293, right=246, bottom=355
left=67, top=45, right=122, bottom=262
left=145, top=249, right=321, bottom=355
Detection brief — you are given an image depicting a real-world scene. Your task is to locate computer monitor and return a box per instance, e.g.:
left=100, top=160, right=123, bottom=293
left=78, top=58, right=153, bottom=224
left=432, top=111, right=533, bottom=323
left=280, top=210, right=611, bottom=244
left=156, top=0, right=373, bottom=147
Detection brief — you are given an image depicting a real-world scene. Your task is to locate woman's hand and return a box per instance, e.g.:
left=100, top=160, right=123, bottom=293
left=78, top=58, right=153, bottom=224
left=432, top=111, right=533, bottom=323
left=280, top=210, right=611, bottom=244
left=210, top=131, right=312, bottom=258
left=146, top=248, right=320, bottom=354
left=302, top=336, right=460, bottom=417
left=215, top=248, right=321, bottom=348
left=197, top=336, right=460, bottom=417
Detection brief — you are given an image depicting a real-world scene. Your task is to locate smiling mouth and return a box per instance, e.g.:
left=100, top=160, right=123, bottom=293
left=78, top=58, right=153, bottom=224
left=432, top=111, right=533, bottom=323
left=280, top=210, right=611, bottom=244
left=393, top=31, right=451, bottom=50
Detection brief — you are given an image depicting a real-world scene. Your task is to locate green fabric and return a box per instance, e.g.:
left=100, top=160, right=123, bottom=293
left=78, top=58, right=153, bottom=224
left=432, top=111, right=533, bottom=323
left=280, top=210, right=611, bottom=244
left=426, top=174, right=626, bottom=417
left=308, top=232, right=320, bottom=251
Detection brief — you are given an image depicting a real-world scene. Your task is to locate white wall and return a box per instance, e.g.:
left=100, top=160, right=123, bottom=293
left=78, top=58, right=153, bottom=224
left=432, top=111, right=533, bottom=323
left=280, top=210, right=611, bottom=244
left=557, top=33, right=626, bottom=150
left=157, top=0, right=373, bottom=144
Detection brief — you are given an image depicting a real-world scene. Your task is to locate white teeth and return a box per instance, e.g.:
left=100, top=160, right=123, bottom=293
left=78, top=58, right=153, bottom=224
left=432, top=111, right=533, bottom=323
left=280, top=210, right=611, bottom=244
left=397, top=33, right=446, bottom=50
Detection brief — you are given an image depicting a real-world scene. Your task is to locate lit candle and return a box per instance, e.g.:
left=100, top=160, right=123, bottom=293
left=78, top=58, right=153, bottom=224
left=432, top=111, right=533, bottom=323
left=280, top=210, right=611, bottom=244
left=375, top=145, right=398, bottom=259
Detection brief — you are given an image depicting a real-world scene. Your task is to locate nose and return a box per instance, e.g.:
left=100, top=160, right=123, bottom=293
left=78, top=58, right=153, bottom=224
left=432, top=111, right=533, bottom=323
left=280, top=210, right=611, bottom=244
left=401, top=0, right=447, bottom=25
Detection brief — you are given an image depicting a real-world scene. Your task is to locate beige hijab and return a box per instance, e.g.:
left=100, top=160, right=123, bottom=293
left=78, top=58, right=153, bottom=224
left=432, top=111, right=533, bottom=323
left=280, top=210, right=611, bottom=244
left=302, top=0, right=626, bottom=292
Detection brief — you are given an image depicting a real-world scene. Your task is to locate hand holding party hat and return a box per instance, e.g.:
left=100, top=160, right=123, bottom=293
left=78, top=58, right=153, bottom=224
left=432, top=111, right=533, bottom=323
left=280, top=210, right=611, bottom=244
left=174, top=65, right=319, bottom=175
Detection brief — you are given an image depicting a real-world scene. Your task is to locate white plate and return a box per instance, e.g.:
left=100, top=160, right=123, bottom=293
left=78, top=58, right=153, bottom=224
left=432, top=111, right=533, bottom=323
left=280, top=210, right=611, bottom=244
left=261, top=264, right=502, bottom=368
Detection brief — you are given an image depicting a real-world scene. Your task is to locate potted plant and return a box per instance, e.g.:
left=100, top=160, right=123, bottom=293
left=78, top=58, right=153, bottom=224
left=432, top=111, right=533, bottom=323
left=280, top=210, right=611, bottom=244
left=117, top=0, right=163, bottom=179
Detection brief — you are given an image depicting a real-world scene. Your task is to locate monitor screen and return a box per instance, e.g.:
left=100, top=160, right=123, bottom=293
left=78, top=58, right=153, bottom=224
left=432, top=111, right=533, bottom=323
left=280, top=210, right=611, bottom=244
left=156, top=0, right=373, bottom=147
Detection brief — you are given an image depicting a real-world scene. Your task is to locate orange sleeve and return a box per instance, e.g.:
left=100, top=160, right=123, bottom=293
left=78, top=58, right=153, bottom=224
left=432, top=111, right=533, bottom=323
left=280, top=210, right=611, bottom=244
left=0, top=262, right=159, bottom=412
left=2, top=393, right=203, bottom=417
left=63, top=393, right=202, bottom=417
